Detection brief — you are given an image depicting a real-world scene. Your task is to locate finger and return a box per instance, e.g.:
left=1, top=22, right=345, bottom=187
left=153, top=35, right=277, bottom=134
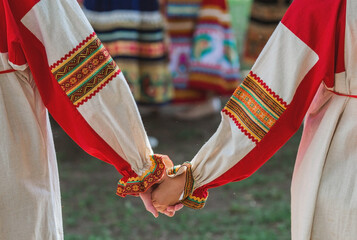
left=166, top=203, right=183, bottom=213
left=160, top=155, right=174, bottom=169
left=174, top=203, right=184, bottom=211
left=166, top=205, right=175, bottom=212
left=162, top=209, right=175, bottom=217
left=139, top=191, right=159, bottom=218
left=153, top=202, right=168, bottom=213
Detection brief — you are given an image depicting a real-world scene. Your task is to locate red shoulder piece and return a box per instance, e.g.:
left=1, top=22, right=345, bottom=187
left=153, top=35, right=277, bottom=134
left=5, top=0, right=135, bottom=177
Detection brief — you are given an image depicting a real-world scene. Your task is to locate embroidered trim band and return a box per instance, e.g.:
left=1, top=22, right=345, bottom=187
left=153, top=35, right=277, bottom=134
left=223, top=71, right=287, bottom=143
left=167, top=162, right=208, bottom=209
left=116, top=155, right=165, bottom=197
left=51, top=33, right=121, bottom=107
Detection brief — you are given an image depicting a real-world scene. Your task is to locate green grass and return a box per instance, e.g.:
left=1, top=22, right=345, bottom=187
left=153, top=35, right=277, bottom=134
left=228, top=0, right=253, bottom=58
left=55, top=113, right=301, bottom=240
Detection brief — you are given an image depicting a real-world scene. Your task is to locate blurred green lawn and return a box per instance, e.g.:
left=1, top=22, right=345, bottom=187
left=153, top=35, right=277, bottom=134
left=54, top=111, right=301, bottom=240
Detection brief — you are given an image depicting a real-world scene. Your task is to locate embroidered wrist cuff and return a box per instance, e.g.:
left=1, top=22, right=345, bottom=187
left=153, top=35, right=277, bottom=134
left=116, top=155, right=165, bottom=197
left=168, top=162, right=208, bottom=209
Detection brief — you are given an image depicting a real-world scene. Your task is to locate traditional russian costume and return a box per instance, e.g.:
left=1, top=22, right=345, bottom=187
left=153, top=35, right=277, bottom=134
left=0, top=1, right=165, bottom=238
left=177, top=0, right=357, bottom=239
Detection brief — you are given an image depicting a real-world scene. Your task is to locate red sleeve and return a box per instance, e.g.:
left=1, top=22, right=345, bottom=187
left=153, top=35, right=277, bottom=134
left=179, top=0, right=346, bottom=209
left=4, top=0, right=155, bottom=181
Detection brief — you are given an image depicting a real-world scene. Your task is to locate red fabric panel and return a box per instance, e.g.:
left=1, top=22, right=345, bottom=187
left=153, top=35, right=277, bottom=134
left=0, top=69, right=16, bottom=74
left=196, top=0, right=346, bottom=191
left=202, top=0, right=227, bottom=9
left=2, top=0, right=28, bottom=66
left=0, top=1, right=8, bottom=52
left=334, top=1, right=347, bottom=74
left=5, top=0, right=134, bottom=177
left=282, top=0, right=346, bottom=87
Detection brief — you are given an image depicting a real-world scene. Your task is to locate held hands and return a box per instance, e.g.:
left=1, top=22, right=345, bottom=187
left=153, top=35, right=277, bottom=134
left=140, top=155, right=186, bottom=217
left=152, top=165, right=186, bottom=216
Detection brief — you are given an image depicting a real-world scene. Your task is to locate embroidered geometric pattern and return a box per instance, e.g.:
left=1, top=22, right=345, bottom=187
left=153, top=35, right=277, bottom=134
left=51, top=33, right=120, bottom=107
left=222, top=71, right=287, bottom=144
left=116, top=155, right=165, bottom=197
left=169, top=162, right=208, bottom=209
left=181, top=194, right=208, bottom=209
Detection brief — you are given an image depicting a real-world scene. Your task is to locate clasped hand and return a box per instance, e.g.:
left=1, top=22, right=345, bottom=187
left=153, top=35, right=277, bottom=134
left=140, top=155, right=187, bottom=217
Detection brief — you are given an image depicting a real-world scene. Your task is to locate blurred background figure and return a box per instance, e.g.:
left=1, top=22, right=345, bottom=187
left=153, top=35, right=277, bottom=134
left=82, top=0, right=173, bottom=106
left=164, top=0, right=241, bottom=120
left=242, top=0, right=292, bottom=68
left=81, top=0, right=242, bottom=121
left=82, top=0, right=175, bottom=148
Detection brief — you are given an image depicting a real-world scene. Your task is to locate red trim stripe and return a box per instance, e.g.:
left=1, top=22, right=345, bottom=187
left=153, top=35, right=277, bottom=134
left=328, top=89, right=357, bottom=98
left=0, top=69, right=16, bottom=74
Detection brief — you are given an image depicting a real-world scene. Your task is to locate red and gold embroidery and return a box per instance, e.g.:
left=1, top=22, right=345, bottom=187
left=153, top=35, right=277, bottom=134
left=180, top=162, right=208, bottom=209
left=51, top=33, right=120, bottom=107
left=116, top=155, right=165, bottom=197
left=223, top=71, right=287, bottom=143
left=168, top=162, right=208, bottom=209
left=181, top=194, right=208, bottom=209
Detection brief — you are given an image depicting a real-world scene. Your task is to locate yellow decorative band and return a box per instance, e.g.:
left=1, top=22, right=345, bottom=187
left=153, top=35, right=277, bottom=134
left=167, top=162, right=208, bottom=209
left=223, top=71, right=287, bottom=143
left=116, top=155, right=165, bottom=197
left=51, top=33, right=121, bottom=107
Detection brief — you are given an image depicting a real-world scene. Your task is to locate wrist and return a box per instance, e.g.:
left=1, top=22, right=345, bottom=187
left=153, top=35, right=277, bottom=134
left=167, top=162, right=208, bottom=209
left=166, top=162, right=194, bottom=201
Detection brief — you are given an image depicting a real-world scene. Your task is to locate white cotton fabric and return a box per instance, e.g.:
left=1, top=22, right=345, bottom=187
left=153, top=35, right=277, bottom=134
left=0, top=0, right=157, bottom=239
left=189, top=2, right=357, bottom=238
left=21, top=0, right=93, bottom=67
left=0, top=53, right=10, bottom=72
left=0, top=52, right=28, bottom=72
left=292, top=1, right=357, bottom=237
left=292, top=74, right=357, bottom=240
left=21, top=0, right=154, bottom=176
left=191, top=23, right=318, bottom=188
left=191, top=113, right=255, bottom=188
left=78, top=72, right=153, bottom=175
left=253, top=23, right=319, bottom=104
left=0, top=68, right=63, bottom=240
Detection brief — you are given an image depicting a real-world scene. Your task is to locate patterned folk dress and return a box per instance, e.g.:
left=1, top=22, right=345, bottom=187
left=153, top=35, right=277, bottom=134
left=242, top=0, right=292, bottom=67
left=82, top=0, right=173, bottom=104
left=174, top=0, right=357, bottom=239
left=165, top=0, right=241, bottom=103
left=0, top=0, right=166, bottom=239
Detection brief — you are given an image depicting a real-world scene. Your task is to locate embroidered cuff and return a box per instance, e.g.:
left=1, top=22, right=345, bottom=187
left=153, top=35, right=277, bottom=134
left=167, top=162, right=209, bottom=209
left=116, top=155, right=165, bottom=197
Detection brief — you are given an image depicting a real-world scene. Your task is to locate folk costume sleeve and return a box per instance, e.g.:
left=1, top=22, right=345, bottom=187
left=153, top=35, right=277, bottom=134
left=174, top=0, right=347, bottom=209
left=5, top=0, right=165, bottom=197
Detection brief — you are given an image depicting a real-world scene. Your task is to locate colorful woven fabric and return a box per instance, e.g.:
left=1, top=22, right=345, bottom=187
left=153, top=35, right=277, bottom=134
left=83, top=0, right=173, bottom=104
left=51, top=33, right=120, bottom=107
left=116, top=155, right=166, bottom=197
left=223, top=71, right=287, bottom=143
left=167, top=162, right=208, bottom=209
left=166, top=0, right=241, bottom=103
left=179, top=162, right=208, bottom=209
